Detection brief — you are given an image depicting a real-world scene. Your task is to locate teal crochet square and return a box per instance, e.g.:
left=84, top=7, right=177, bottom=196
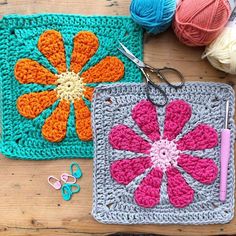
left=0, top=14, right=143, bottom=160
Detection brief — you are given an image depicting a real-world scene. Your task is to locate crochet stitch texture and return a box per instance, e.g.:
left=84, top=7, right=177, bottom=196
left=92, top=82, right=235, bottom=224
left=15, top=30, right=125, bottom=143
left=0, top=14, right=143, bottom=159
left=109, top=99, right=219, bottom=208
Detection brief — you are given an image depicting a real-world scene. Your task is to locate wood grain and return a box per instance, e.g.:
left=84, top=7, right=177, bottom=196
left=0, top=0, right=235, bottom=235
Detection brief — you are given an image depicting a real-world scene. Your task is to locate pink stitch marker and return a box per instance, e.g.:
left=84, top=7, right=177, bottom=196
left=220, top=100, right=231, bottom=202
left=48, top=176, right=61, bottom=190
left=61, top=173, right=76, bottom=184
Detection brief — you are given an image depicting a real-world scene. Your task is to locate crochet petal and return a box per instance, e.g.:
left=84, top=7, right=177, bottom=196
left=83, top=86, right=94, bottom=102
left=110, top=157, right=152, bottom=185
left=38, top=30, right=66, bottom=73
left=134, top=167, right=163, bottom=208
left=163, top=100, right=192, bottom=141
left=42, top=100, right=70, bottom=142
left=109, top=125, right=151, bottom=154
left=82, top=56, right=124, bottom=83
left=177, top=124, right=218, bottom=151
left=178, top=154, right=218, bottom=184
left=70, top=31, right=99, bottom=73
left=15, top=59, right=58, bottom=85
left=167, top=167, right=194, bottom=208
left=17, top=90, right=58, bottom=119
left=132, top=100, right=160, bottom=142
left=74, top=99, right=92, bottom=141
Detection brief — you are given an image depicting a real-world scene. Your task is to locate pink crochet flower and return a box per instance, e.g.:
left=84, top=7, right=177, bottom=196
left=109, top=100, right=218, bottom=208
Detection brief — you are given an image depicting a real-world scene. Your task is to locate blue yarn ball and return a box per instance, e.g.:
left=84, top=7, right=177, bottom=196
left=130, top=0, right=176, bottom=34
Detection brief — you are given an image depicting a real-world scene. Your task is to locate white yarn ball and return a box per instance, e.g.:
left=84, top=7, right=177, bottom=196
left=202, top=26, right=236, bottom=74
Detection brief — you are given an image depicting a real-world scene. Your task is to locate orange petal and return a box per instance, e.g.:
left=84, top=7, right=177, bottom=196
left=70, top=31, right=99, bottom=73
left=17, top=90, right=58, bottom=119
left=74, top=99, right=92, bottom=141
left=83, top=86, right=94, bottom=102
left=82, top=56, right=124, bottom=83
left=42, top=100, right=70, bottom=142
left=15, top=59, right=58, bottom=85
left=38, top=30, right=66, bottom=73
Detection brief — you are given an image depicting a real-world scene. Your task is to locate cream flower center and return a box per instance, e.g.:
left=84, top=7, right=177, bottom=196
left=150, top=139, right=180, bottom=172
left=55, top=71, right=85, bottom=102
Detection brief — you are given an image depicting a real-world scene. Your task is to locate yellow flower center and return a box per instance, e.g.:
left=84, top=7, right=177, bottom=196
left=55, top=71, right=86, bottom=102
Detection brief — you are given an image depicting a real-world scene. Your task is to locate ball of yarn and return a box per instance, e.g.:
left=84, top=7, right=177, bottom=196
left=130, top=0, right=177, bottom=34
left=202, top=26, right=236, bottom=74
left=173, top=0, right=232, bottom=46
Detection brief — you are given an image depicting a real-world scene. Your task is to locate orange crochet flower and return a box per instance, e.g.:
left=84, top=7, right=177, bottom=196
left=15, top=30, right=124, bottom=142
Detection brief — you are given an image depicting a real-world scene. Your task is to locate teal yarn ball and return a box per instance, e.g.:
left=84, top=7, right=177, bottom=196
left=130, top=0, right=177, bottom=34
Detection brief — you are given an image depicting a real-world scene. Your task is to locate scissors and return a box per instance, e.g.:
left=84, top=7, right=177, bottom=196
left=118, top=42, right=185, bottom=107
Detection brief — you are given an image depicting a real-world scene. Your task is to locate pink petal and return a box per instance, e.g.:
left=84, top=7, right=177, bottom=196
left=177, top=124, right=218, bottom=151
left=109, top=125, right=151, bottom=154
left=164, top=100, right=192, bottom=141
left=178, top=154, right=218, bottom=184
left=110, top=157, right=152, bottom=185
left=132, top=100, right=160, bottom=142
left=134, top=167, right=163, bottom=208
left=167, top=167, right=194, bottom=208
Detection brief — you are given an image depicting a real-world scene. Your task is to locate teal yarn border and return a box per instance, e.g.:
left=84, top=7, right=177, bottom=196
left=0, top=14, right=143, bottom=160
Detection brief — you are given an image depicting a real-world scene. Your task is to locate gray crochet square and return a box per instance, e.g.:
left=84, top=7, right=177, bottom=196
left=92, top=82, right=235, bottom=225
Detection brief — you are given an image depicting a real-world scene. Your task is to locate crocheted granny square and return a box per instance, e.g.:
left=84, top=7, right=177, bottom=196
left=0, top=14, right=143, bottom=159
left=92, top=82, right=235, bottom=224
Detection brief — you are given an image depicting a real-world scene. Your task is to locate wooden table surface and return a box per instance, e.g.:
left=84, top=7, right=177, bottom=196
left=0, top=0, right=235, bottom=235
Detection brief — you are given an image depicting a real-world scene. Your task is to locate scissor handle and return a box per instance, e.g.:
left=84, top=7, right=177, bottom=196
left=147, top=65, right=184, bottom=89
left=145, top=80, right=168, bottom=107
left=140, top=67, right=168, bottom=107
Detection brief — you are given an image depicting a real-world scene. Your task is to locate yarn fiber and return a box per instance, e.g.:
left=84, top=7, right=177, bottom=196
left=92, top=82, right=235, bottom=224
left=0, top=14, right=143, bottom=160
left=130, top=0, right=176, bottom=34
left=203, top=11, right=236, bottom=74
left=173, top=0, right=232, bottom=46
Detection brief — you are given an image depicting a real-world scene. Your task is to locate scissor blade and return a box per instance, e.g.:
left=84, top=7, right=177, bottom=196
left=118, top=42, right=136, bottom=58
left=117, top=48, right=137, bottom=62
left=118, top=42, right=145, bottom=68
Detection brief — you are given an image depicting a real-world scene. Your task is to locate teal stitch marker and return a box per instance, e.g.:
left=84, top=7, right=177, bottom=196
left=61, top=183, right=80, bottom=201
left=70, top=162, right=82, bottom=179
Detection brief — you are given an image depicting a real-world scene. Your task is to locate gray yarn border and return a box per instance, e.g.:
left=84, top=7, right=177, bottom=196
left=92, top=82, right=235, bottom=225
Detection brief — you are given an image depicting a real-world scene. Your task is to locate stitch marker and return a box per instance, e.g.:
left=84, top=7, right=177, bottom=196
left=70, top=162, right=82, bottom=179
left=61, top=173, right=76, bottom=184
left=220, top=100, right=231, bottom=202
left=61, top=183, right=80, bottom=201
left=48, top=176, right=61, bottom=190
